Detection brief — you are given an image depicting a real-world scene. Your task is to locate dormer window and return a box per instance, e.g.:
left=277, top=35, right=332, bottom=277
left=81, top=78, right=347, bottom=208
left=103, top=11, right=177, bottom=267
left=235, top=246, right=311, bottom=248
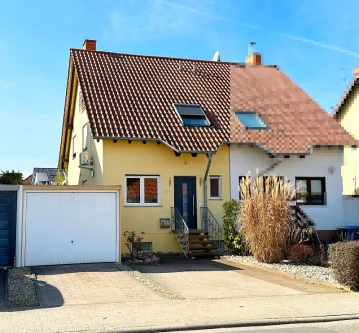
left=235, top=111, right=267, bottom=129
left=173, top=104, right=210, bottom=127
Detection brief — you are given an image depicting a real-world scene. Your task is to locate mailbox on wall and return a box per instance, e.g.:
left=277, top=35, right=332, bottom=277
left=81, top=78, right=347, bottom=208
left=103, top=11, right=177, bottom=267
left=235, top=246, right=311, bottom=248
left=160, top=218, right=170, bottom=228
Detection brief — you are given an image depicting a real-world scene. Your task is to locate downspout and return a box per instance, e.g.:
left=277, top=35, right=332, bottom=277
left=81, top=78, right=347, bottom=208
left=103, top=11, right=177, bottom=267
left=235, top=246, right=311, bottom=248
left=203, top=152, right=213, bottom=208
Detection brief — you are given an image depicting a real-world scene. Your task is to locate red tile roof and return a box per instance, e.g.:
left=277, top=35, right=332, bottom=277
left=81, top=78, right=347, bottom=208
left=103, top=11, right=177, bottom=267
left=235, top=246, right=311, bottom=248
left=230, top=65, right=358, bottom=153
left=72, top=49, right=230, bottom=153
left=59, top=49, right=358, bottom=166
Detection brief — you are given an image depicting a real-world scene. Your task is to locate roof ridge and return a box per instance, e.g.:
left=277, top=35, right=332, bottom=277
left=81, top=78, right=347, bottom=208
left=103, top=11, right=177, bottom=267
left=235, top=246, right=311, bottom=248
left=71, top=48, right=243, bottom=65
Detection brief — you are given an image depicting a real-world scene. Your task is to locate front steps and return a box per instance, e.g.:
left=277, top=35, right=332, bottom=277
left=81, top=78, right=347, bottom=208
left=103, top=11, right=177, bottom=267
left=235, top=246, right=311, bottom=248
left=185, top=229, right=222, bottom=259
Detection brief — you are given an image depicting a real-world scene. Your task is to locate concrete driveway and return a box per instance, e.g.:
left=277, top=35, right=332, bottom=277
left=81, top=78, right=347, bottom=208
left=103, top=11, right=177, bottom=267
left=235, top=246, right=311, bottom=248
left=32, top=258, right=339, bottom=308
left=33, top=263, right=162, bottom=307
left=133, top=257, right=338, bottom=300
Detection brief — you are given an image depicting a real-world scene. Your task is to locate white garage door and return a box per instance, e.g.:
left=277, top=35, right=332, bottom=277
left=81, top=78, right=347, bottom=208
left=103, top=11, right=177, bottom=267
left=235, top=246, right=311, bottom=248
left=25, top=191, right=119, bottom=266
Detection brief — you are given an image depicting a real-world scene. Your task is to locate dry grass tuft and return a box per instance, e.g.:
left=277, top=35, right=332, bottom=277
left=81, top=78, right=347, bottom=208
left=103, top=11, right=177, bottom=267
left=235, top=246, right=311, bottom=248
left=239, top=175, right=296, bottom=264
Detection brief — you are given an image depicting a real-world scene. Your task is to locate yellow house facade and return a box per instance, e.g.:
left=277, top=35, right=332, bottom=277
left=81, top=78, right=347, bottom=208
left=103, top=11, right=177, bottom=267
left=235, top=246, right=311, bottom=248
left=63, top=85, right=230, bottom=252
left=59, top=40, right=232, bottom=255
left=333, top=69, right=359, bottom=196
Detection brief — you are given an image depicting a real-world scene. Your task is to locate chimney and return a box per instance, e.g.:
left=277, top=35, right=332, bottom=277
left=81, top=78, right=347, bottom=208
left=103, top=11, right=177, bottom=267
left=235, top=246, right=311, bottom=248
left=354, top=68, right=359, bottom=76
left=82, top=39, right=97, bottom=51
left=245, top=41, right=262, bottom=66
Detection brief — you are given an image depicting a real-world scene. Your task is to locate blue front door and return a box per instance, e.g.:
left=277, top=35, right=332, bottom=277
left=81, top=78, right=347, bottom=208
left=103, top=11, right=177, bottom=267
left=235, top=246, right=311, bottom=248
left=0, top=192, right=16, bottom=266
left=174, top=177, right=197, bottom=230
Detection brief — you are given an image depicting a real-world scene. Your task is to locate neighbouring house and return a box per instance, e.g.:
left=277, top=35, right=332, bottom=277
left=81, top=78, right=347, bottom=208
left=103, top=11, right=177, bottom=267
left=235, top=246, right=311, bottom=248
left=31, top=168, right=66, bottom=185
left=333, top=68, right=359, bottom=198
left=23, top=175, right=32, bottom=185
left=58, top=40, right=358, bottom=255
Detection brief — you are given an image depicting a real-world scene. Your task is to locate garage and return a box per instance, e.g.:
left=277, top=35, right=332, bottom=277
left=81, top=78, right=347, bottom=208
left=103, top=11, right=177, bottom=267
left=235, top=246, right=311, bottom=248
left=0, top=191, right=17, bottom=267
left=24, top=188, right=120, bottom=266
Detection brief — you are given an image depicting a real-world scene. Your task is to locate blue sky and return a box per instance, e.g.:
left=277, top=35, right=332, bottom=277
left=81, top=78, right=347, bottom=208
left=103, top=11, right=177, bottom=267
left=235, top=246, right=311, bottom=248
left=1, top=0, right=359, bottom=177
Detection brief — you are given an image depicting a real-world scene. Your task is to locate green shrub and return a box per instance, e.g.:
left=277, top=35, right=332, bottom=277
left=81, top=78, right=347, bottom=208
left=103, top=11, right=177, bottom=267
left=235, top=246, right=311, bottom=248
left=223, top=200, right=250, bottom=255
left=288, top=243, right=313, bottom=264
left=329, top=241, right=359, bottom=290
left=123, top=231, right=145, bottom=259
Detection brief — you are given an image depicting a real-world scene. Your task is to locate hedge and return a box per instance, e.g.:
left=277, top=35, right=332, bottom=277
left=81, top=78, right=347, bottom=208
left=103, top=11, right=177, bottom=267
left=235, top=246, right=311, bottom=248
left=328, top=241, right=359, bottom=290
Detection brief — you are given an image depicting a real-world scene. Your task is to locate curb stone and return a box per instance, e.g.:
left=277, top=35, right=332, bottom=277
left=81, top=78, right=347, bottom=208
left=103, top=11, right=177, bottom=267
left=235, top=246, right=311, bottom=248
left=99, top=314, right=359, bottom=333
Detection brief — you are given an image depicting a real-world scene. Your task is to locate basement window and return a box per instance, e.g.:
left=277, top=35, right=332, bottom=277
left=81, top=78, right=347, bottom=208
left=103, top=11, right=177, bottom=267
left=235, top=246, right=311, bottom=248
left=173, top=104, right=210, bottom=127
left=235, top=112, right=267, bottom=129
left=136, top=242, right=152, bottom=253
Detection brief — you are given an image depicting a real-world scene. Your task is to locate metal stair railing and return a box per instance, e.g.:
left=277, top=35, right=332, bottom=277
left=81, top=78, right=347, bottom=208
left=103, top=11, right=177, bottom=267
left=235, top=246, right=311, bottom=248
left=200, top=207, right=224, bottom=251
left=170, top=207, right=189, bottom=258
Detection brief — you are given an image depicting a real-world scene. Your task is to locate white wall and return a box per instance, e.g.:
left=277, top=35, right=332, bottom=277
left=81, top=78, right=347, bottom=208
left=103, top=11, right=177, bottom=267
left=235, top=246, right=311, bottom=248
left=67, top=87, right=104, bottom=185
left=34, top=172, right=48, bottom=184
left=230, top=145, right=359, bottom=230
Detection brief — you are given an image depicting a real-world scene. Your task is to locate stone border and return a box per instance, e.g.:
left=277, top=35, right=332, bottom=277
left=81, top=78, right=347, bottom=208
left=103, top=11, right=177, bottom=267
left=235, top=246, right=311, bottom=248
left=117, top=264, right=183, bottom=300
left=6, top=267, right=39, bottom=308
left=221, top=256, right=350, bottom=291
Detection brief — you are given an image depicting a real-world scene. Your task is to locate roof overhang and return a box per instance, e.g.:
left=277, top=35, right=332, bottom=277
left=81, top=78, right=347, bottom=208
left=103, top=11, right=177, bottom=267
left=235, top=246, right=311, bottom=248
left=332, top=76, right=359, bottom=118
left=58, top=56, right=78, bottom=169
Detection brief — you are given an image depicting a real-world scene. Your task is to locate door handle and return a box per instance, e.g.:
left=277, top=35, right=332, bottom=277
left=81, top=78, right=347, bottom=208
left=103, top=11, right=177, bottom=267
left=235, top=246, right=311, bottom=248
left=193, top=195, right=195, bottom=216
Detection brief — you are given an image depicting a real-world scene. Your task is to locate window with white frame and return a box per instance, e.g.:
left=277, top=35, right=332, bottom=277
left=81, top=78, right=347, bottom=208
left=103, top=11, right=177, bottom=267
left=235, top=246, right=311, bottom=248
left=209, top=176, right=221, bottom=199
left=72, top=136, right=76, bottom=158
left=82, top=124, right=88, bottom=151
left=125, top=176, right=160, bottom=205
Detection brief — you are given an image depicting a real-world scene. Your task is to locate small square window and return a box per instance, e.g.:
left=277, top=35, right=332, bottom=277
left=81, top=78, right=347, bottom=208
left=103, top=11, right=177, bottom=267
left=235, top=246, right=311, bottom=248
left=235, top=112, right=267, bottom=129
left=209, top=176, right=221, bottom=199
left=125, top=176, right=160, bottom=206
left=173, top=104, right=210, bottom=127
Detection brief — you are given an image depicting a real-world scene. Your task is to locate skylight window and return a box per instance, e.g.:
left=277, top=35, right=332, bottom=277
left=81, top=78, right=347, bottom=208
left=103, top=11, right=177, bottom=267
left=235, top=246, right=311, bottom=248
left=235, top=112, right=267, bottom=129
left=173, top=104, right=210, bottom=127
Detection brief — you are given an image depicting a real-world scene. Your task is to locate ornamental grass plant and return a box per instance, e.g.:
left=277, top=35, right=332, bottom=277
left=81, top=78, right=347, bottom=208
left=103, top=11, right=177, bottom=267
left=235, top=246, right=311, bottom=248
left=239, top=175, right=296, bottom=264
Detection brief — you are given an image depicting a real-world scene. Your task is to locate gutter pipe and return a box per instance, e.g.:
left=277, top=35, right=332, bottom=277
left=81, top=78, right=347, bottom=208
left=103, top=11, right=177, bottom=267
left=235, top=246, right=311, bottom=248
left=203, top=152, right=213, bottom=208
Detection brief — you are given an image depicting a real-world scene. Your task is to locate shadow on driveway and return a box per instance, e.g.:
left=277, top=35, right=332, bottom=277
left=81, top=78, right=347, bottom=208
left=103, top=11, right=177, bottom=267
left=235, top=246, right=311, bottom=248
left=133, top=256, right=243, bottom=274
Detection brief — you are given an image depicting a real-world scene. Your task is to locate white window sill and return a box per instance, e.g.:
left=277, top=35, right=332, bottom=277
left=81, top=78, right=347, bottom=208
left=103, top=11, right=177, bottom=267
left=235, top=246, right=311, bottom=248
left=124, top=204, right=162, bottom=207
left=209, top=197, right=222, bottom=200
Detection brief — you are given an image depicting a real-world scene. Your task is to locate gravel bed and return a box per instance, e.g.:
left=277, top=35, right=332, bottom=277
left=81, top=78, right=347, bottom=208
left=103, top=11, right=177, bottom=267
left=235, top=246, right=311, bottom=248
left=117, top=263, right=183, bottom=299
left=6, top=267, right=39, bottom=307
left=223, top=255, right=338, bottom=284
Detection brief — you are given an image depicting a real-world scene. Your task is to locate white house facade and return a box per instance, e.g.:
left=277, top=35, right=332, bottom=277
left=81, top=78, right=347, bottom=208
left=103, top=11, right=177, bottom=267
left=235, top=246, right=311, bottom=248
left=230, top=145, right=359, bottom=241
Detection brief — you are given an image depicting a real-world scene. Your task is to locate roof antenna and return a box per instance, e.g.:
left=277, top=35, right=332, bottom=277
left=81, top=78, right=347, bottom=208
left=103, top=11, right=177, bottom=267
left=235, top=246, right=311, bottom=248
left=248, top=41, right=256, bottom=55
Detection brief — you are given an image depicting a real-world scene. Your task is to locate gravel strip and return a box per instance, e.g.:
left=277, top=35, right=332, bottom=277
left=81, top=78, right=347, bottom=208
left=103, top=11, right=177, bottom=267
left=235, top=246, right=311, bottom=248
left=6, top=267, right=39, bottom=307
left=117, top=263, right=183, bottom=299
left=223, top=255, right=338, bottom=284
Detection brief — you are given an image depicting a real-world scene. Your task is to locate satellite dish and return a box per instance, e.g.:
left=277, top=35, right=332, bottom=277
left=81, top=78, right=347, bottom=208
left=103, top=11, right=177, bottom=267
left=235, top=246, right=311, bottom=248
left=212, top=51, right=220, bottom=62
